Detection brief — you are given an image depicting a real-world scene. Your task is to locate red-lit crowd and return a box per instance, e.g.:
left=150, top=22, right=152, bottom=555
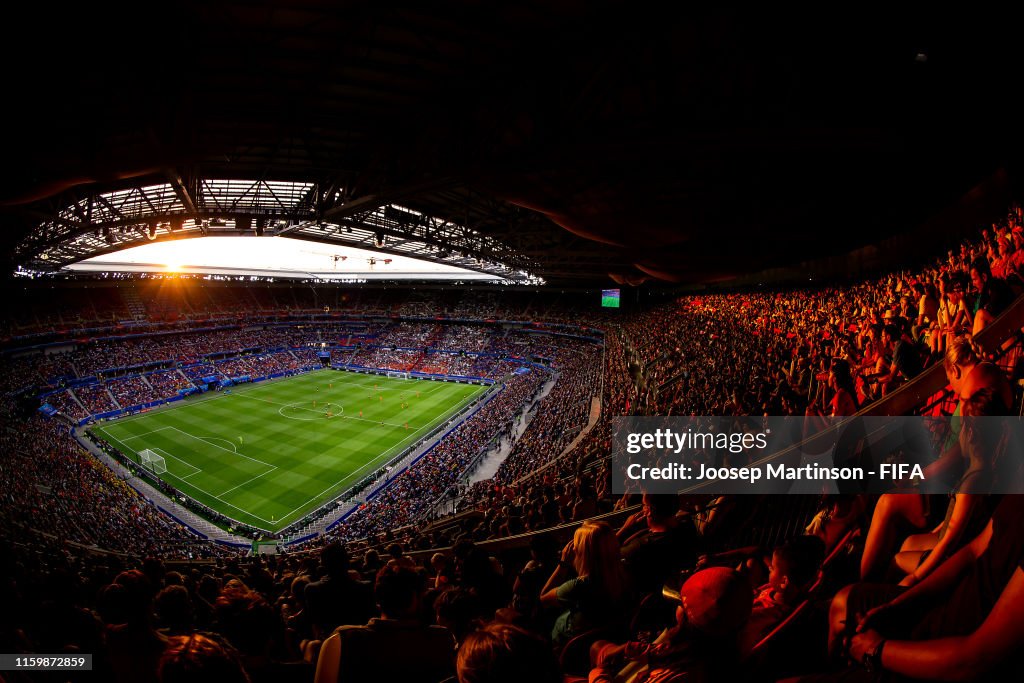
left=1, top=211, right=1023, bottom=681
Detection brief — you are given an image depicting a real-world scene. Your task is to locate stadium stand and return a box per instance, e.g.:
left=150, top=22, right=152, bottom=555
left=3, top=7, right=1024, bottom=679
left=3, top=216, right=1024, bottom=682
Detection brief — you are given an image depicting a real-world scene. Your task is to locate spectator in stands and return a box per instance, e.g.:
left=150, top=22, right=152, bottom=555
left=931, top=273, right=971, bottom=357
left=892, top=389, right=1004, bottom=588
left=100, top=569, right=166, bottom=683
left=430, top=552, right=455, bottom=590
left=158, top=633, right=251, bottom=683
left=913, top=282, right=940, bottom=342
left=738, top=535, right=825, bottom=654
left=456, top=622, right=561, bottom=683
left=806, top=495, right=866, bottom=557
left=874, top=324, right=924, bottom=397
left=861, top=337, right=1012, bottom=582
left=806, top=359, right=859, bottom=422
left=815, top=494, right=1024, bottom=682
left=313, top=565, right=456, bottom=683
left=303, top=543, right=373, bottom=640
left=280, top=574, right=312, bottom=649
left=589, top=567, right=752, bottom=683
left=541, top=520, right=633, bottom=646
left=434, top=588, right=483, bottom=648
left=618, top=493, right=700, bottom=595
left=214, top=587, right=307, bottom=683
left=453, top=539, right=510, bottom=618
left=969, top=255, right=1012, bottom=334
left=155, top=585, right=196, bottom=637
left=923, top=335, right=1012, bottom=487
left=510, top=533, right=558, bottom=622
left=361, top=549, right=382, bottom=575
left=386, top=542, right=416, bottom=570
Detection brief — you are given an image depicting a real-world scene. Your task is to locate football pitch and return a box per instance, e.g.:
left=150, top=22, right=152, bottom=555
left=91, top=369, right=490, bottom=533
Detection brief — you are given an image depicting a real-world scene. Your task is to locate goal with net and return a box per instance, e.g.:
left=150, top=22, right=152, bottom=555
left=139, top=449, right=167, bottom=475
left=386, top=371, right=410, bottom=380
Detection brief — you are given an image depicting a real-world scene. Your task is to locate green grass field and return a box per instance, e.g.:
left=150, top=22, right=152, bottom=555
left=91, top=369, right=489, bottom=532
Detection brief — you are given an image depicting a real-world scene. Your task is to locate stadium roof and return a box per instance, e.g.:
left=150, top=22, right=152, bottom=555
left=1, top=4, right=1021, bottom=285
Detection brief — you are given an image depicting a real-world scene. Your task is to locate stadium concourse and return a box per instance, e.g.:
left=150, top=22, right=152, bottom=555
left=0, top=208, right=1022, bottom=681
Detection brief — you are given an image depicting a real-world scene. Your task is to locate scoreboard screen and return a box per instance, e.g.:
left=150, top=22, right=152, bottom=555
left=601, top=288, right=621, bottom=308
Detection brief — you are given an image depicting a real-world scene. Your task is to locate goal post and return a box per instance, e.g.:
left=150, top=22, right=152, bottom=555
left=139, top=449, right=167, bottom=475
left=386, top=371, right=410, bottom=380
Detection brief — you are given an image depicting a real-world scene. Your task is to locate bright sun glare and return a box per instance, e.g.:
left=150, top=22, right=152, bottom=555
left=67, top=236, right=499, bottom=281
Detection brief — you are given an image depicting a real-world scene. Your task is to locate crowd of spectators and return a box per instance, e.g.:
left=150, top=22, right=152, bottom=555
left=436, top=325, right=494, bottom=352
left=45, top=388, right=91, bottom=422
left=75, top=383, right=119, bottom=415
left=147, top=369, right=195, bottom=397
left=394, top=296, right=440, bottom=316
left=416, top=209, right=1024, bottom=549
left=108, top=375, right=156, bottom=409
left=181, top=363, right=225, bottom=383
left=418, top=352, right=479, bottom=377
left=62, top=328, right=302, bottom=379
left=468, top=354, right=511, bottom=377
left=34, top=352, right=79, bottom=384
left=448, top=291, right=505, bottom=318
left=617, top=210, right=1024, bottom=422
left=25, top=321, right=598, bottom=424
left=372, top=323, right=440, bottom=348
left=348, top=347, right=422, bottom=372
left=74, top=337, right=178, bottom=377
left=0, top=286, right=130, bottom=335
left=1, top=285, right=585, bottom=339
left=0, top=417, right=227, bottom=559
left=493, top=347, right=601, bottom=483
left=290, top=348, right=322, bottom=366
left=1, top=210, right=1023, bottom=681
left=217, top=351, right=311, bottom=379
left=6, top=470, right=1020, bottom=683
left=328, top=347, right=358, bottom=365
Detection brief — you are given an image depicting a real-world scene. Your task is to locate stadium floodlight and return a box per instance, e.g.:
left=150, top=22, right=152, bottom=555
left=139, top=449, right=167, bottom=475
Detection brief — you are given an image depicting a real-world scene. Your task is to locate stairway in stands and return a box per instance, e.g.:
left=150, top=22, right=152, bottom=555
left=129, top=475, right=252, bottom=545
left=280, top=500, right=359, bottom=545
left=65, top=389, right=89, bottom=416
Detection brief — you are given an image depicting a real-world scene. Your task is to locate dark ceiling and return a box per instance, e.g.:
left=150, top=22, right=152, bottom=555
left=2, top=3, right=1021, bottom=285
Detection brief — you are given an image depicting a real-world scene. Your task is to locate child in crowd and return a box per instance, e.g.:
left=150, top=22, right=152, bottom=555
left=738, top=535, right=826, bottom=654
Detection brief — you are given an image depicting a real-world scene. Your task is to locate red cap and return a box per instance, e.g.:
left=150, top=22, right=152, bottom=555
left=677, top=567, right=752, bottom=636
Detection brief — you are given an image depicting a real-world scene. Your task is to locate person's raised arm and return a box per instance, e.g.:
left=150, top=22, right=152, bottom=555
left=951, top=302, right=971, bottom=331
left=540, top=541, right=574, bottom=606
left=616, top=509, right=647, bottom=542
